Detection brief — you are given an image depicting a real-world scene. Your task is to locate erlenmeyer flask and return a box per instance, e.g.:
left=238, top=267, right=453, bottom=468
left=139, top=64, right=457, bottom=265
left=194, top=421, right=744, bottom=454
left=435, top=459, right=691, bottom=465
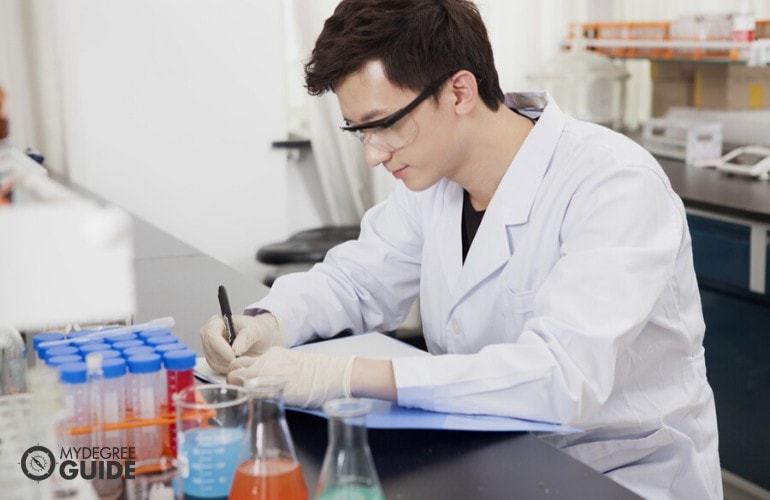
left=315, top=398, right=385, bottom=500
left=230, top=376, right=308, bottom=500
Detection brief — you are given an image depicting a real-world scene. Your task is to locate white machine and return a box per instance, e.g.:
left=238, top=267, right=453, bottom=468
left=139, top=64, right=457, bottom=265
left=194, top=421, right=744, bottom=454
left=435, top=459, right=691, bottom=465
left=715, top=145, right=770, bottom=181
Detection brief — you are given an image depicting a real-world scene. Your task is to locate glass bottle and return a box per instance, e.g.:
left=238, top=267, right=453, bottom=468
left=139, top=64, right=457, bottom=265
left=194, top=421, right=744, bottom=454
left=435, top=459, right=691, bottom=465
left=315, top=398, right=385, bottom=500
left=230, top=376, right=308, bottom=500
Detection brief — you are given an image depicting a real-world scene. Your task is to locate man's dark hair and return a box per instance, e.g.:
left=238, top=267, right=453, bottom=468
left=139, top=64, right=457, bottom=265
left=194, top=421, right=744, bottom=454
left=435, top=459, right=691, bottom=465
left=304, top=0, right=505, bottom=111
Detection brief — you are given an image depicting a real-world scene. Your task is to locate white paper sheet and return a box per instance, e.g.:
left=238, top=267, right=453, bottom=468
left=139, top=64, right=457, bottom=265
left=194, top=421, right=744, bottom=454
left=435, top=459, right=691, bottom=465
left=194, top=332, right=579, bottom=434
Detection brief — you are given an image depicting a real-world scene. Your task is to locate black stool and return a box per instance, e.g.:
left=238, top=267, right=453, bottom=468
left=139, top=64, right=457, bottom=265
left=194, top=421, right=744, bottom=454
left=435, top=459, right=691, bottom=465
left=256, top=225, right=360, bottom=286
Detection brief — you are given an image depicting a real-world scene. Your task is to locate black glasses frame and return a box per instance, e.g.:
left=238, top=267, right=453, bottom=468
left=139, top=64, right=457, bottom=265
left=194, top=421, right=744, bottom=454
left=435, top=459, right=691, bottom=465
left=340, top=72, right=456, bottom=133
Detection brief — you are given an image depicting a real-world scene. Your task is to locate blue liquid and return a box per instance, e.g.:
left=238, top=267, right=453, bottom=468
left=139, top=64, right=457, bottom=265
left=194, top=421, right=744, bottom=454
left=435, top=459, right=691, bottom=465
left=179, top=427, right=245, bottom=499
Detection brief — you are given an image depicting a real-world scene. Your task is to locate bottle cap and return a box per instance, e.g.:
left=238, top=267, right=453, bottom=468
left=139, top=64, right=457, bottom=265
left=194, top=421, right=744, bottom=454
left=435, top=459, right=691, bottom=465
left=121, top=346, right=156, bottom=358
left=99, top=349, right=123, bottom=360
left=79, top=342, right=113, bottom=354
left=145, top=335, right=179, bottom=347
left=47, top=354, right=84, bottom=367
left=66, top=330, right=95, bottom=339
left=102, top=358, right=127, bottom=379
left=112, top=340, right=144, bottom=351
left=104, top=333, right=139, bottom=344
left=154, top=343, right=187, bottom=354
left=163, top=349, right=196, bottom=370
left=137, top=329, right=172, bottom=340
left=58, top=362, right=88, bottom=384
left=40, top=345, right=79, bottom=360
left=127, top=353, right=162, bottom=374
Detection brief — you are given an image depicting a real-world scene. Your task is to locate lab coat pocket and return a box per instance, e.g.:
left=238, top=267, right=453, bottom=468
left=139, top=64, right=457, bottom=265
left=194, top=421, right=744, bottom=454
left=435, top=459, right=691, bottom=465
left=502, top=289, right=537, bottom=338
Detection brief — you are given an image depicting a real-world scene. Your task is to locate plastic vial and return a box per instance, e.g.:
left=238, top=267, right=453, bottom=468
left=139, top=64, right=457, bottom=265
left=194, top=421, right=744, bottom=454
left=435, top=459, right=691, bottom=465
left=230, top=376, right=308, bottom=500
left=126, top=353, right=163, bottom=460
left=58, top=361, right=90, bottom=448
left=316, top=398, right=385, bottom=500
left=163, top=349, right=196, bottom=456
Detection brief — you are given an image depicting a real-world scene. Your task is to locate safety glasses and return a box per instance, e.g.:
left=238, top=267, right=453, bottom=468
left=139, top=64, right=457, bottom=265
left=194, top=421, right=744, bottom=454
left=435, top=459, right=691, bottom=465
left=340, top=72, right=455, bottom=152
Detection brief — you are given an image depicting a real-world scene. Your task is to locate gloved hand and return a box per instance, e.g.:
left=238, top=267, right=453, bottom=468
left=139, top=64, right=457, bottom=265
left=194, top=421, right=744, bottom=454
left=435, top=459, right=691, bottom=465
left=199, top=313, right=285, bottom=374
left=227, top=347, right=355, bottom=408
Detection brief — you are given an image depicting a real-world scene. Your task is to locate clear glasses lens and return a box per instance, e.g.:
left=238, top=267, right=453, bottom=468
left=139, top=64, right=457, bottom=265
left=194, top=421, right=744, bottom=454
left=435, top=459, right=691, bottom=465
left=347, top=114, right=418, bottom=152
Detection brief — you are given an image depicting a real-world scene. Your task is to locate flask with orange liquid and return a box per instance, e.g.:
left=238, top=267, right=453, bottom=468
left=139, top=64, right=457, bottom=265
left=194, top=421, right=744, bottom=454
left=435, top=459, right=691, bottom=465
left=230, top=376, right=308, bottom=500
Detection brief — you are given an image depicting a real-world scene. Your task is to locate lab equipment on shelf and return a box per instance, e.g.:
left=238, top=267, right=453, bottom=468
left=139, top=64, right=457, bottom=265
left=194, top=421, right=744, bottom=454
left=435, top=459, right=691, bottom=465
left=641, top=118, right=723, bottom=166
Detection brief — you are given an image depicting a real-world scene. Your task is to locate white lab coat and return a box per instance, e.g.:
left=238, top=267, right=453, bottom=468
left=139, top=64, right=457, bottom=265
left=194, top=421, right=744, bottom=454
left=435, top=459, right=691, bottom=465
left=251, top=94, right=722, bottom=499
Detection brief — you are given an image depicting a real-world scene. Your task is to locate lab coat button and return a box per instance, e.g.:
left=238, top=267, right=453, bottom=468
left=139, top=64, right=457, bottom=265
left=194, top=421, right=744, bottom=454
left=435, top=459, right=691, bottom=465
left=451, top=319, right=461, bottom=335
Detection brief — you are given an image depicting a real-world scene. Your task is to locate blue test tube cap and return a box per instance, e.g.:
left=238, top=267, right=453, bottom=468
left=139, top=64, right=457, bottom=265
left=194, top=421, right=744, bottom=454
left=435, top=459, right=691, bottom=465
left=104, top=333, right=139, bottom=344
left=153, top=343, right=187, bottom=355
left=58, top=362, right=88, bottom=384
left=98, top=349, right=123, bottom=360
left=163, top=349, right=196, bottom=371
left=33, top=332, right=65, bottom=349
left=47, top=354, right=84, bottom=367
left=112, top=340, right=145, bottom=351
left=66, top=329, right=95, bottom=339
left=79, top=342, right=113, bottom=354
left=40, top=345, right=79, bottom=360
left=127, top=353, right=162, bottom=374
left=137, top=329, right=172, bottom=341
left=144, top=335, right=179, bottom=347
left=121, top=346, right=156, bottom=358
left=102, top=358, right=127, bottom=379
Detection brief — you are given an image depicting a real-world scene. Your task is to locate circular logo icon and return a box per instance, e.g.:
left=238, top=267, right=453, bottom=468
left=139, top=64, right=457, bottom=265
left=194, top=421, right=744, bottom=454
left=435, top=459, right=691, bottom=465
left=20, top=445, right=56, bottom=481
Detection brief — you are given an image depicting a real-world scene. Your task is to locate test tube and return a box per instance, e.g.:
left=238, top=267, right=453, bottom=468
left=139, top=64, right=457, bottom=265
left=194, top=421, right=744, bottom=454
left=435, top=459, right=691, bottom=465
left=58, top=361, right=89, bottom=448
left=97, top=349, right=123, bottom=360
left=78, top=342, right=113, bottom=358
left=127, top=353, right=163, bottom=460
left=100, top=357, right=128, bottom=449
left=163, top=349, right=196, bottom=455
left=66, top=329, right=95, bottom=340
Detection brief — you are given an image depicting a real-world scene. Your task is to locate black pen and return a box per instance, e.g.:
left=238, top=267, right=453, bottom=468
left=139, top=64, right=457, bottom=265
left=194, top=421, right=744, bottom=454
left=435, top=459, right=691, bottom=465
left=217, top=285, right=236, bottom=346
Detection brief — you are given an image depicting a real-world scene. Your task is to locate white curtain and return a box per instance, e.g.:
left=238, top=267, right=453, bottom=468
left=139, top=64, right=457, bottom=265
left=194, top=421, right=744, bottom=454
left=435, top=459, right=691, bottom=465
left=288, top=0, right=380, bottom=226
left=0, top=0, right=68, bottom=175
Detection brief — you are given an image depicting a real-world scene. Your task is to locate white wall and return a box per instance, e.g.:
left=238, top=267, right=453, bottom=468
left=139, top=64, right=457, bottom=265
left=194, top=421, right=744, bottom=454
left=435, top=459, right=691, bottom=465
left=55, top=1, right=294, bottom=277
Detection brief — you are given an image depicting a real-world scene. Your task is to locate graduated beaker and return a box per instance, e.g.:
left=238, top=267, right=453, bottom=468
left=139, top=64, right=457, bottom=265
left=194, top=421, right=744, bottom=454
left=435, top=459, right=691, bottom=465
left=230, top=376, right=307, bottom=500
left=175, top=384, right=250, bottom=499
left=315, top=398, right=384, bottom=500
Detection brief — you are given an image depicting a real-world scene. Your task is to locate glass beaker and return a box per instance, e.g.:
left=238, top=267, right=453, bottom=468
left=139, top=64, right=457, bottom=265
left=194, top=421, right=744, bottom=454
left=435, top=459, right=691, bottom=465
left=316, top=398, right=385, bottom=500
left=230, top=376, right=307, bottom=500
left=175, top=384, right=250, bottom=500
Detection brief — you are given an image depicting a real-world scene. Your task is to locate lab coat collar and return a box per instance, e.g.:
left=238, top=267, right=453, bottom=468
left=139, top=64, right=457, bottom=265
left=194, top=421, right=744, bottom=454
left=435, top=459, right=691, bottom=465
left=446, top=92, right=565, bottom=307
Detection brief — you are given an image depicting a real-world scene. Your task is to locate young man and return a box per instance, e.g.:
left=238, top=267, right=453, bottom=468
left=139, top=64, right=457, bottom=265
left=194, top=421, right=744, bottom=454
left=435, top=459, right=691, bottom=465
left=201, top=1, right=721, bottom=497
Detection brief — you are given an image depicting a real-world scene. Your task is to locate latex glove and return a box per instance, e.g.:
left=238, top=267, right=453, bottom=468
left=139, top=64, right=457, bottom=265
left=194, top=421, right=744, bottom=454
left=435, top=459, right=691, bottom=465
left=199, top=313, right=285, bottom=374
left=227, top=347, right=355, bottom=408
